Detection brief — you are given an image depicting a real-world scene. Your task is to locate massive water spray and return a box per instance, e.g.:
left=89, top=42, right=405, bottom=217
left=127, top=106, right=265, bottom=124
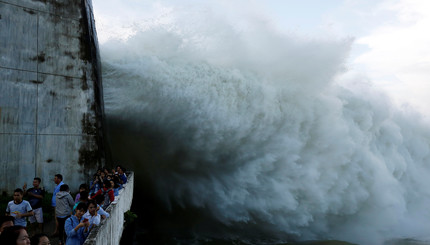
left=99, top=3, right=430, bottom=245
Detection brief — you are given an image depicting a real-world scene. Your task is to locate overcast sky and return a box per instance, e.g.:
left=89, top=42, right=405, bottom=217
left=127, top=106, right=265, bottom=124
left=93, top=0, right=430, bottom=117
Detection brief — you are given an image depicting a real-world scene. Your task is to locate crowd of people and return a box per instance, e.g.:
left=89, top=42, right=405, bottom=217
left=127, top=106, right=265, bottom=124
left=0, top=165, right=128, bottom=245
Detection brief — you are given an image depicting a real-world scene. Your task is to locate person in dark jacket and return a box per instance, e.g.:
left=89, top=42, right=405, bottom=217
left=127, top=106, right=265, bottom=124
left=23, top=177, right=45, bottom=233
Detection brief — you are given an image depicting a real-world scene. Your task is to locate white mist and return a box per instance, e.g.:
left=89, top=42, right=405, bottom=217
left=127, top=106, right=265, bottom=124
left=98, top=2, right=430, bottom=244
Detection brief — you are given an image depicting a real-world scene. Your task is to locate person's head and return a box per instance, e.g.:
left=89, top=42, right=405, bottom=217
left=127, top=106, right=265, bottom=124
left=103, top=180, right=112, bottom=189
left=79, top=191, right=89, bottom=203
left=113, top=175, right=121, bottom=184
left=78, top=184, right=88, bottom=193
left=59, top=184, right=69, bottom=192
left=13, top=188, right=24, bottom=203
left=32, top=178, right=41, bottom=188
left=0, top=225, right=30, bottom=245
left=95, top=194, right=104, bottom=206
left=54, top=174, right=62, bottom=185
left=103, top=168, right=109, bottom=175
left=30, top=233, right=50, bottom=245
left=75, top=202, right=87, bottom=219
left=0, top=216, right=14, bottom=233
left=116, top=165, right=121, bottom=173
left=100, top=172, right=105, bottom=179
left=87, top=200, right=97, bottom=215
left=118, top=167, right=124, bottom=175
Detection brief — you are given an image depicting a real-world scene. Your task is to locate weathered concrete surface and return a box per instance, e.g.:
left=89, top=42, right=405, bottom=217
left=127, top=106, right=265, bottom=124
left=84, top=172, right=134, bottom=245
left=0, top=0, right=106, bottom=193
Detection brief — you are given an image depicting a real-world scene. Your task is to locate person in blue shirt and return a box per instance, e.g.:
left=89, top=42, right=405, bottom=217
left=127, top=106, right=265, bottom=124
left=118, top=167, right=127, bottom=184
left=51, top=174, right=64, bottom=237
left=65, top=202, right=90, bottom=245
left=89, top=174, right=102, bottom=195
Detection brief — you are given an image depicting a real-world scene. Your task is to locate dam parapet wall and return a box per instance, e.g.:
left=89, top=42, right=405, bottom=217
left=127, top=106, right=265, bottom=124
left=0, top=0, right=106, bottom=193
left=84, top=171, right=135, bottom=245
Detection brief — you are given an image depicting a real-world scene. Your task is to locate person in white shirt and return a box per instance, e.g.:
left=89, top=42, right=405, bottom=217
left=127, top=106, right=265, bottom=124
left=82, top=200, right=101, bottom=228
left=5, top=188, right=34, bottom=227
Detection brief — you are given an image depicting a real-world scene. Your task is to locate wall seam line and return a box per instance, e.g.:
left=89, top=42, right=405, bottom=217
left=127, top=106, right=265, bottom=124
left=34, top=11, right=39, bottom=177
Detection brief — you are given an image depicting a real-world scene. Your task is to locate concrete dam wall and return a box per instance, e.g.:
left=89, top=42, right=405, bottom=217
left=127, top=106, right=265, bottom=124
left=0, top=0, right=106, bottom=193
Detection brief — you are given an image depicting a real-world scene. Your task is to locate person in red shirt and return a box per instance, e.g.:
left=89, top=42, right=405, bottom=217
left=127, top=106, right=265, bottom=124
left=90, top=180, right=114, bottom=209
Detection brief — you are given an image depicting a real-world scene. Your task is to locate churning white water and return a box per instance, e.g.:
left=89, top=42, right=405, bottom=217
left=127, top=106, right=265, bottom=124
left=99, top=3, right=430, bottom=245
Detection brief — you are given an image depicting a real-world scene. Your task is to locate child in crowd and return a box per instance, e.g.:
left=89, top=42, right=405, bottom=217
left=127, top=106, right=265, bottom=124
left=89, top=174, right=102, bottom=195
left=72, top=191, right=89, bottom=215
left=112, top=175, right=123, bottom=190
left=94, top=195, right=109, bottom=219
left=0, top=225, right=31, bottom=244
left=111, top=180, right=120, bottom=196
left=30, top=233, right=50, bottom=245
left=56, top=184, right=74, bottom=245
left=74, top=184, right=89, bottom=203
left=65, top=202, right=90, bottom=245
left=103, top=168, right=110, bottom=176
left=99, top=172, right=106, bottom=182
left=6, top=188, right=34, bottom=227
left=118, top=167, right=127, bottom=184
left=0, top=216, right=14, bottom=235
left=82, top=200, right=101, bottom=227
left=91, top=180, right=114, bottom=210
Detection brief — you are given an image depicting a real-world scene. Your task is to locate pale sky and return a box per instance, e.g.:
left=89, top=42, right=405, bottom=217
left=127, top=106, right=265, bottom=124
left=93, top=0, right=430, bottom=117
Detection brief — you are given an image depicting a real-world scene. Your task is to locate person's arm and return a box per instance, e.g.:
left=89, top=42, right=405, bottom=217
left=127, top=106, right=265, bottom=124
left=52, top=187, right=58, bottom=207
left=74, top=193, right=80, bottom=203
left=31, top=193, right=43, bottom=199
left=90, top=189, right=102, bottom=199
left=22, top=184, right=28, bottom=195
left=83, top=220, right=90, bottom=233
left=32, top=189, right=44, bottom=199
left=90, top=180, right=98, bottom=190
left=121, top=174, right=128, bottom=184
left=108, top=190, right=115, bottom=202
left=65, top=217, right=78, bottom=237
left=68, top=194, right=75, bottom=209
left=15, top=210, right=34, bottom=219
left=27, top=189, right=44, bottom=199
left=5, top=202, right=10, bottom=216
left=97, top=205, right=109, bottom=218
left=17, top=202, right=34, bottom=218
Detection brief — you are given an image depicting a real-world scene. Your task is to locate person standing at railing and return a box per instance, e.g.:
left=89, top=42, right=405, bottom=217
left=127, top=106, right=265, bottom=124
left=118, top=167, right=127, bottom=184
left=82, top=200, right=100, bottom=228
left=90, top=180, right=114, bottom=209
left=94, top=195, right=109, bottom=219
